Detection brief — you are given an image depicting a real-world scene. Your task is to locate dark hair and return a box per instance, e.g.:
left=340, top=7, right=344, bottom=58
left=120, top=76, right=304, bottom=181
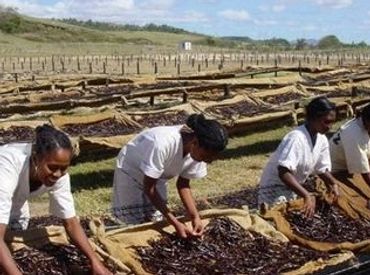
left=306, top=97, right=336, bottom=120
left=360, top=104, right=370, bottom=122
left=34, top=124, right=72, bottom=157
left=186, top=114, right=228, bottom=151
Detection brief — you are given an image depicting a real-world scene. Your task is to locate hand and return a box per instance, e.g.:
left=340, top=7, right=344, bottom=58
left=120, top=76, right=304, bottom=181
left=330, top=183, right=340, bottom=202
left=174, top=221, right=193, bottom=238
left=303, top=194, right=316, bottom=218
left=191, top=216, right=204, bottom=237
left=91, top=259, right=113, bottom=275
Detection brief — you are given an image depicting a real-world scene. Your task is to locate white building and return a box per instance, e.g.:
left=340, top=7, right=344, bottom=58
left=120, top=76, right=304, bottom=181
left=180, top=41, right=192, bottom=51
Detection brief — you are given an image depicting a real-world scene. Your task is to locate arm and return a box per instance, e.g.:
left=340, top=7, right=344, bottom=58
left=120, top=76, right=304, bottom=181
left=361, top=173, right=370, bottom=186
left=0, top=224, right=22, bottom=275
left=63, top=217, right=111, bottom=275
left=318, top=171, right=340, bottom=200
left=278, top=165, right=315, bottom=217
left=143, top=175, right=192, bottom=238
left=176, top=177, right=203, bottom=236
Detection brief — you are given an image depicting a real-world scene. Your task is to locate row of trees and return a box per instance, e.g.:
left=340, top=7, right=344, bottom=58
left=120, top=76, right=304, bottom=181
left=295, top=35, right=368, bottom=50
left=223, top=35, right=368, bottom=50
left=57, top=18, right=194, bottom=35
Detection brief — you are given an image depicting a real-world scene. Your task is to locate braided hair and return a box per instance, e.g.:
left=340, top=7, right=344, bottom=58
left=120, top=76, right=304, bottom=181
left=33, top=124, right=72, bottom=158
left=185, top=114, right=228, bottom=152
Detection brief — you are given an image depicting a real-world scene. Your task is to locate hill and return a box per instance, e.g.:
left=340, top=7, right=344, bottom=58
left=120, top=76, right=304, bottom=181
left=0, top=7, right=225, bottom=48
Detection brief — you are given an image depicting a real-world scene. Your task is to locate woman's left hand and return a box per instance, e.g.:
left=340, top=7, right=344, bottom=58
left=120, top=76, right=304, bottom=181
left=191, top=216, right=204, bottom=237
left=91, top=259, right=113, bottom=275
left=330, top=183, right=340, bottom=201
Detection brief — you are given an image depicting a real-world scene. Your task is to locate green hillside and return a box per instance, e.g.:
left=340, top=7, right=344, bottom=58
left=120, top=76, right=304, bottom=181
left=0, top=8, right=235, bottom=56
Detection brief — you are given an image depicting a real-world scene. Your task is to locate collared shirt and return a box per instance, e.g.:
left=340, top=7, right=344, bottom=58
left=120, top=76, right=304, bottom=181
left=0, top=143, right=76, bottom=228
left=330, top=118, right=370, bottom=174
left=258, top=125, right=331, bottom=205
left=116, top=125, right=207, bottom=185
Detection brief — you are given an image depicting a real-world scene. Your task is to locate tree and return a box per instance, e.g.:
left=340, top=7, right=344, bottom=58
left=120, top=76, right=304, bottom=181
left=317, top=35, right=342, bottom=49
left=295, top=39, right=307, bottom=50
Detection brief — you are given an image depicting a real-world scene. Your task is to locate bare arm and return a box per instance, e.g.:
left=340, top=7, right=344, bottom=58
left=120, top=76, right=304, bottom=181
left=361, top=173, right=370, bottom=186
left=319, top=171, right=340, bottom=200
left=63, top=217, right=111, bottom=275
left=143, top=176, right=176, bottom=224
left=177, top=177, right=203, bottom=236
left=176, top=177, right=199, bottom=219
left=143, top=175, right=191, bottom=238
left=278, top=165, right=315, bottom=217
left=278, top=166, right=311, bottom=198
left=0, top=224, right=22, bottom=275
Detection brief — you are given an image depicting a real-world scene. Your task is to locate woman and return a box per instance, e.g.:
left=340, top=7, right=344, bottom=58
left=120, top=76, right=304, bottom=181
left=112, top=114, right=228, bottom=238
left=258, top=97, right=339, bottom=217
left=330, top=104, right=370, bottom=185
left=0, top=125, right=111, bottom=275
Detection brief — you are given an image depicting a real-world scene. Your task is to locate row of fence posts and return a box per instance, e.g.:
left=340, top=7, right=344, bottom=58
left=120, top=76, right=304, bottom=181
left=2, top=52, right=369, bottom=82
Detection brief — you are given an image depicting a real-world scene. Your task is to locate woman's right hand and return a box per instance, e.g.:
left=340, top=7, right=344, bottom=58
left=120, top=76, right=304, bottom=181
left=303, top=194, right=316, bottom=218
left=173, top=221, right=193, bottom=238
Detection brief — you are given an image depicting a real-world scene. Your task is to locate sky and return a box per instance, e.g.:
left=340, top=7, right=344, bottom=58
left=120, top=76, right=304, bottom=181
left=1, top=0, right=369, bottom=43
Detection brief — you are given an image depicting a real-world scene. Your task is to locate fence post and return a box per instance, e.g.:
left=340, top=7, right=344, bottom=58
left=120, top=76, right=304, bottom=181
left=274, top=59, right=278, bottom=77
left=136, top=59, right=140, bottom=74
left=182, top=91, right=188, bottom=103
left=121, top=62, right=125, bottom=75
left=223, top=85, right=230, bottom=97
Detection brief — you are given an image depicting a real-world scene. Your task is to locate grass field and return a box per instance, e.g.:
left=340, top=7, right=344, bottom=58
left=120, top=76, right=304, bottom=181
left=29, top=118, right=348, bottom=217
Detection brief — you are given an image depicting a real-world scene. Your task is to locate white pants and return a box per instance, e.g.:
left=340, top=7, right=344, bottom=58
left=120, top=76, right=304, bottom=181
left=112, top=167, right=167, bottom=225
left=258, top=185, right=298, bottom=207
left=9, top=202, right=30, bottom=231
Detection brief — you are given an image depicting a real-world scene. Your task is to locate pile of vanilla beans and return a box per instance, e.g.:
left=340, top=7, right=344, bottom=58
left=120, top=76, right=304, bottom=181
left=61, top=118, right=139, bottom=137
left=206, top=101, right=270, bottom=119
left=0, top=126, right=34, bottom=144
left=137, top=217, right=328, bottom=275
left=0, top=215, right=120, bottom=275
left=287, top=199, right=370, bottom=243
left=134, top=111, right=189, bottom=128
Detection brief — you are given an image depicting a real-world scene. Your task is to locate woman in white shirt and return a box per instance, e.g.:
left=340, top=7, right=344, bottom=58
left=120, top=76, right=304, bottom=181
left=330, top=104, right=370, bottom=185
left=112, top=114, right=228, bottom=238
left=0, top=125, right=111, bottom=275
left=258, top=97, right=339, bottom=217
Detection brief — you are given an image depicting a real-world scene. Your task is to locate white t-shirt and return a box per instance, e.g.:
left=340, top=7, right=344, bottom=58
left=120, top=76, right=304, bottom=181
left=0, top=143, right=76, bottom=228
left=330, top=118, right=370, bottom=174
left=116, top=125, right=207, bottom=185
left=258, top=125, right=331, bottom=205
